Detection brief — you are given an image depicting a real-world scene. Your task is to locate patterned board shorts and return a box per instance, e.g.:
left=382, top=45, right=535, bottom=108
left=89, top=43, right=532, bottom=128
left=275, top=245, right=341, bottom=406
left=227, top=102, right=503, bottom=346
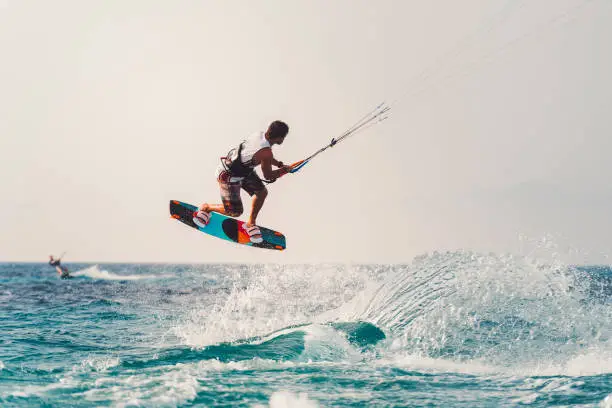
left=218, top=170, right=265, bottom=216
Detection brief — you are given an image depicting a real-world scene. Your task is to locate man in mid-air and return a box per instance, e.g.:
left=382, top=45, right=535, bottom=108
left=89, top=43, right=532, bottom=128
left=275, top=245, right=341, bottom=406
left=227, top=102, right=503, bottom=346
left=49, top=254, right=70, bottom=279
left=193, top=120, right=291, bottom=243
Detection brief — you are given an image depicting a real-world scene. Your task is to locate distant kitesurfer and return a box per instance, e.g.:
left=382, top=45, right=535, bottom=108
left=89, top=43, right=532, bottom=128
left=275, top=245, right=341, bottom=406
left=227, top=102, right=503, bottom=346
left=49, top=255, right=70, bottom=279
left=193, top=120, right=291, bottom=243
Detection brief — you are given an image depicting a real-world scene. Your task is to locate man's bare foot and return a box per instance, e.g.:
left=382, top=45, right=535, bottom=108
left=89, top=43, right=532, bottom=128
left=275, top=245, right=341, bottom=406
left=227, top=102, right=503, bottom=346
left=193, top=206, right=211, bottom=228
left=243, top=223, right=263, bottom=243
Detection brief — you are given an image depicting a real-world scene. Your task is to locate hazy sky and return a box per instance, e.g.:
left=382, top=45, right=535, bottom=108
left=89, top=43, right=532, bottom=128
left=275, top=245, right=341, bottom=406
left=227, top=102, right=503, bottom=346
left=1, top=0, right=610, bottom=264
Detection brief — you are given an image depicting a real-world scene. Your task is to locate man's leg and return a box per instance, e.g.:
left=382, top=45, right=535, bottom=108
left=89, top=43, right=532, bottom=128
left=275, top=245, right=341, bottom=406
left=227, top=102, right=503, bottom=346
left=238, top=173, right=267, bottom=243
left=198, top=203, right=227, bottom=214
left=198, top=177, right=244, bottom=218
left=242, top=172, right=268, bottom=226
left=247, top=188, right=268, bottom=226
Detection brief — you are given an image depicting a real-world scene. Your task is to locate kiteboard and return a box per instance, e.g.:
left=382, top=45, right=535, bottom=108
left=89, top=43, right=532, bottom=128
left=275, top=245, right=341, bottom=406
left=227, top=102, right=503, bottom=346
left=169, top=200, right=286, bottom=250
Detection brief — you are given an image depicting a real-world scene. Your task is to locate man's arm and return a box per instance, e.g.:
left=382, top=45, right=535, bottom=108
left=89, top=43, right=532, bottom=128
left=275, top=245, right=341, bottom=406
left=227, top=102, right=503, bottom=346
left=257, top=148, right=290, bottom=180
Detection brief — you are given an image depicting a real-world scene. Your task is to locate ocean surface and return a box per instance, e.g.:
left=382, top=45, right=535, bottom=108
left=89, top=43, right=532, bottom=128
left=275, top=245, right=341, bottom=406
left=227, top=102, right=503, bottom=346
left=1, top=252, right=611, bottom=407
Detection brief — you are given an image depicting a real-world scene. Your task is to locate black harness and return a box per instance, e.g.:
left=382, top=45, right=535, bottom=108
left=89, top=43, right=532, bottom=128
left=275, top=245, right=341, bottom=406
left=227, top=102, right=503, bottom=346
left=221, top=141, right=277, bottom=184
left=221, top=142, right=254, bottom=178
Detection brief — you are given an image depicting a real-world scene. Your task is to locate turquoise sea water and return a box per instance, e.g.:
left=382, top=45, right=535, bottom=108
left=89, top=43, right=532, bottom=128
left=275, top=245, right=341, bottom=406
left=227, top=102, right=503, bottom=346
left=1, top=252, right=611, bottom=407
